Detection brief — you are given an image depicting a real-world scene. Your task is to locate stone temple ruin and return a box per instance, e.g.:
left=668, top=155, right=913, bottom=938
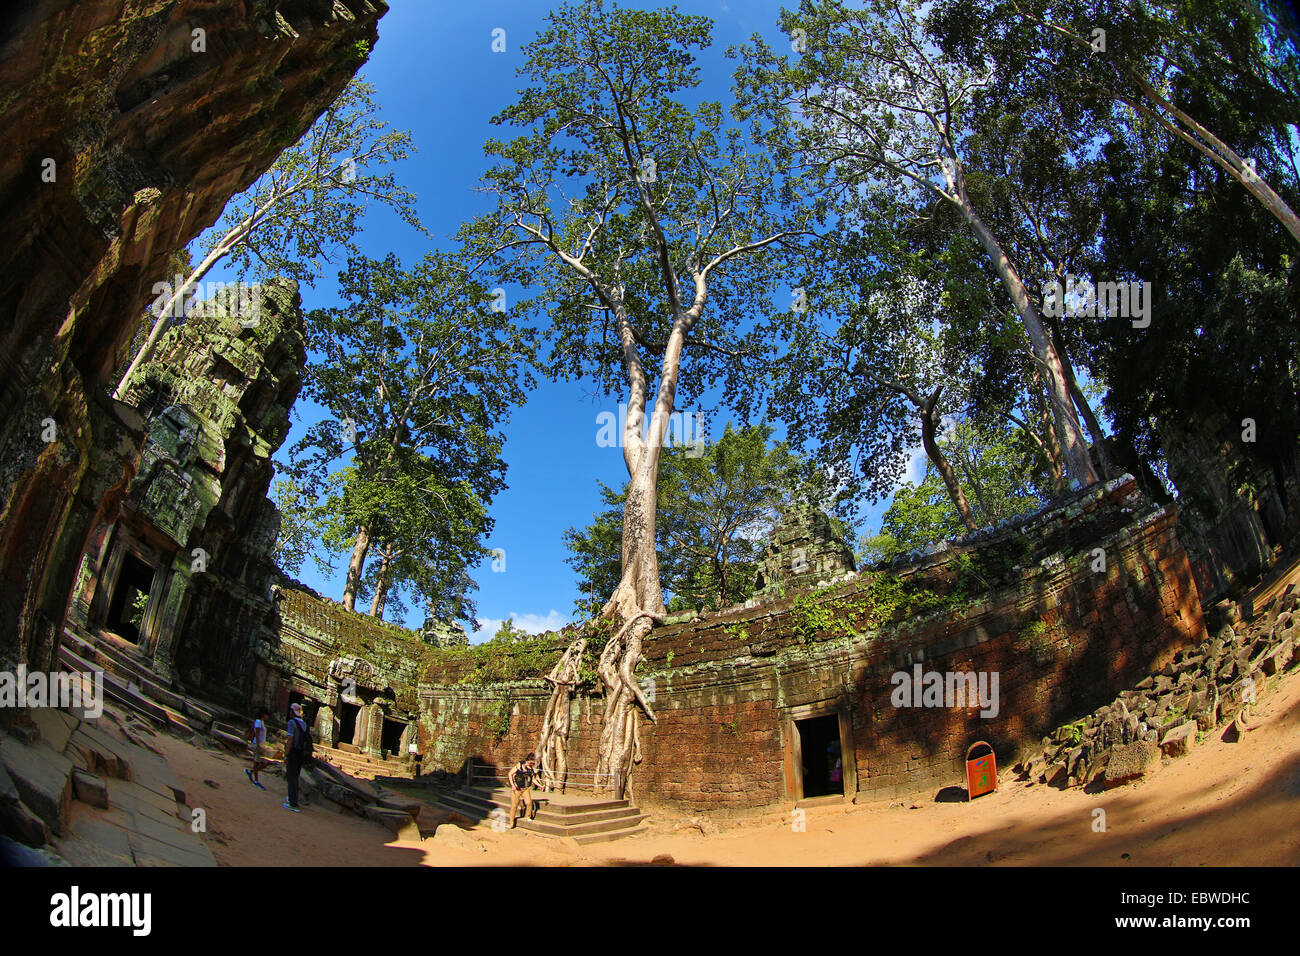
left=6, top=277, right=1290, bottom=834
left=752, top=504, right=857, bottom=602
left=0, top=0, right=1297, bottom=862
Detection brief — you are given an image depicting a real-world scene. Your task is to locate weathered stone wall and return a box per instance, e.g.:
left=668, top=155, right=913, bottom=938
left=415, top=477, right=1207, bottom=812
left=251, top=578, right=427, bottom=755
left=66, top=280, right=306, bottom=709
left=0, top=0, right=386, bottom=671
left=1164, top=402, right=1299, bottom=604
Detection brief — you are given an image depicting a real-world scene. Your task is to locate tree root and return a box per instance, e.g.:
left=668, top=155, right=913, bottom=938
left=536, top=636, right=585, bottom=792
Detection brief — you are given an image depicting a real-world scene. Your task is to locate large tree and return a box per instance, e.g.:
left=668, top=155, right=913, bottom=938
left=114, top=77, right=422, bottom=398
left=461, top=0, right=812, bottom=795
left=932, top=0, right=1300, bottom=244
left=737, top=0, right=1101, bottom=487
left=288, top=252, right=535, bottom=621
left=565, top=424, right=820, bottom=614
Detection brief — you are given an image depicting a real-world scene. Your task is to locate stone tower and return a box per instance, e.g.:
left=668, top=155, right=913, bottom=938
left=753, top=505, right=856, bottom=602
left=68, top=278, right=306, bottom=701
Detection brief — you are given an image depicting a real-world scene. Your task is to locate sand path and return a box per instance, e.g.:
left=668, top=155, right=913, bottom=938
left=153, top=667, right=1300, bottom=867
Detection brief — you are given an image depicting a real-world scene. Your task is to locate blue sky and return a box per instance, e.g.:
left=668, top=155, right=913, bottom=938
left=199, top=0, right=919, bottom=640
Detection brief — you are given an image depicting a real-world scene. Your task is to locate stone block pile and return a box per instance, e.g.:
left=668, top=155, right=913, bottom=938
left=1015, top=584, right=1299, bottom=790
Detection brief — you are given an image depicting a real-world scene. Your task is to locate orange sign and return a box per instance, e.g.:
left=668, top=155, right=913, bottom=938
left=966, top=741, right=997, bottom=800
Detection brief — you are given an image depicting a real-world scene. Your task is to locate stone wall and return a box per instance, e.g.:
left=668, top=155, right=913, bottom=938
left=0, top=0, right=386, bottom=672
left=1164, top=402, right=1299, bottom=604
left=414, top=477, right=1207, bottom=812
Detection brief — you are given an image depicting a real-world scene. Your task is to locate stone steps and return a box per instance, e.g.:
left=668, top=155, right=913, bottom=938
left=1, top=705, right=215, bottom=866
left=312, top=745, right=414, bottom=780
left=59, top=626, right=219, bottom=734
left=435, top=786, right=648, bottom=845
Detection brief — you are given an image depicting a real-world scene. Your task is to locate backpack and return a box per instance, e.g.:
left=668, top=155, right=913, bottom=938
left=512, top=765, right=531, bottom=789
left=289, top=718, right=313, bottom=760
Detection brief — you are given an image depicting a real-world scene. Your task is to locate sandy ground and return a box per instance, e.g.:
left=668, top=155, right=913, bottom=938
left=153, top=666, right=1300, bottom=867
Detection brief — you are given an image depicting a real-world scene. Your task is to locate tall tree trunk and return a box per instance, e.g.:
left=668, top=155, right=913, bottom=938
left=1046, top=315, right=1115, bottom=479
left=1029, top=363, right=1069, bottom=495
left=958, top=202, right=1100, bottom=488
left=919, top=387, right=978, bottom=531
left=342, top=524, right=371, bottom=612
left=368, top=547, right=393, bottom=619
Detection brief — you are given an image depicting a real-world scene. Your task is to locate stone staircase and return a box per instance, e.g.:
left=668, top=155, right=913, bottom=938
left=436, top=785, right=648, bottom=845
left=312, top=744, right=415, bottom=781
left=57, top=624, right=230, bottom=737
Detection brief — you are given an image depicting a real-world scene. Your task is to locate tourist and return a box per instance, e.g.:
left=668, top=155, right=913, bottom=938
left=282, top=702, right=312, bottom=813
left=507, top=753, right=539, bottom=828
left=245, top=707, right=270, bottom=790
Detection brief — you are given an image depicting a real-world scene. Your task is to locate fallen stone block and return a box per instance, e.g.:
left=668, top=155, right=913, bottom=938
left=1159, top=721, right=1198, bottom=758
left=71, top=770, right=109, bottom=809
left=1262, top=637, right=1293, bottom=676
left=431, top=823, right=482, bottom=851
left=30, top=709, right=77, bottom=755
left=364, top=805, right=421, bottom=841
left=0, top=740, right=73, bottom=836
left=0, top=798, right=51, bottom=847
left=1104, top=741, right=1162, bottom=788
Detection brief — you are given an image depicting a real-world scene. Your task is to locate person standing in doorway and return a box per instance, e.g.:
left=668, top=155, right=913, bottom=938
left=283, top=703, right=312, bottom=813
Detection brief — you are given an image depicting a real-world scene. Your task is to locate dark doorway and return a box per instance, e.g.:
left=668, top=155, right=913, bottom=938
left=339, top=702, right=360, bottom=747
left=381, top=718, right=404, bottom=757
left=797, top=714, right=844, bottom=798
left=105, top=551, right=157, bottom=644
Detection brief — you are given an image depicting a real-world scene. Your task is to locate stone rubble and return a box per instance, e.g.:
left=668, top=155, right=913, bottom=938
left=1013, top=585, right=1299, bottom=790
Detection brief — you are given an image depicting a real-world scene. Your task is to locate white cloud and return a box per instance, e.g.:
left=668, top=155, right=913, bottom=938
left=470, top=609, right=570, bottom=645
left=888, top=444, right=928, bottom=497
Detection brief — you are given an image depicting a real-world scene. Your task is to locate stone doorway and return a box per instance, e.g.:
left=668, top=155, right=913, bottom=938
left=105, top=550, right=157, bottom=644
left=339, top=702, right=360, bottom=747
left=381, top=717, right=405, bottom=757
left=785, top=701, right=856, bottom=801
left=795, top=714, right=844, bottom=798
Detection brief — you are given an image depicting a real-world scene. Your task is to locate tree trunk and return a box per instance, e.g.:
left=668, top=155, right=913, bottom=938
left=537, top=637, right=586, bottom=793
left=958, top=201, right=1099, bottom=488
left=342, top=524, right=371, bottom=612
left=112, top=225, right=253, bottom=399
left=588, top=299, right=695, bottom=798
left=1030, top=363, right=1069, bottom=495
left=368, top=547, right=392, bottom=619
left=1046, top=315, right=1115, bottom=479
left=919, top=387, right=978, bottom=531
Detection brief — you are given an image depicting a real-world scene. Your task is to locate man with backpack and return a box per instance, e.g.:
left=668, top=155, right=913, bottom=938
left=507, top=753, right=539, bottom=829
left=245, top=707, right=269, bottom=790
left=283, top=702, right=313, bottom=813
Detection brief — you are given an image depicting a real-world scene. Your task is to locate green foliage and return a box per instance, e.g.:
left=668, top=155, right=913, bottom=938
left=879, top=419, right=1048, bottom=556
left=723, top=623, right=749, bottom=643
left=1021, top=620, right=1053, bottom=665
left=127, top=590, right=149, bottom=629
left=564, top=424, right=841, bottom=613
left=486, top=699, right=512, bottom=740
left=203, top=76, right=424, bottom=286
left=269, top=477, right=330, bottom=578
left=289, top=251, right=537, bottom=625
left=441, top=633, right=563, bottom=687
